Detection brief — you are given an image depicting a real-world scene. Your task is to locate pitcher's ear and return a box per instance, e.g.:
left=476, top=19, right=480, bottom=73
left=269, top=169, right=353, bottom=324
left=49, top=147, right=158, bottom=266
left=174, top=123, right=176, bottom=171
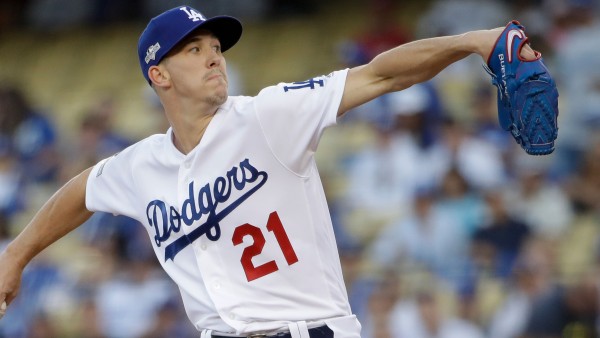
left=148, top=65, right=170, bottom=88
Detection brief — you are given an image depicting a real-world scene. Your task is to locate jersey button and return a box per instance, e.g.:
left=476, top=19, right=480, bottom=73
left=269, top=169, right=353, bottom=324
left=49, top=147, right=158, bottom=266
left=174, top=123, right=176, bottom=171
left=228, top=313, right=235, bottom=320
left=184, top=161, right=191, bottom=169
left=200, top=244, right=207, bottom=250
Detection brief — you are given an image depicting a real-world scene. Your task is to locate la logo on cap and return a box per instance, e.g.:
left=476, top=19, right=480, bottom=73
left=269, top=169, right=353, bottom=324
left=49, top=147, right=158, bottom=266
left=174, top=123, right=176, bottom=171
left=180, top=7, right=205, bottom=22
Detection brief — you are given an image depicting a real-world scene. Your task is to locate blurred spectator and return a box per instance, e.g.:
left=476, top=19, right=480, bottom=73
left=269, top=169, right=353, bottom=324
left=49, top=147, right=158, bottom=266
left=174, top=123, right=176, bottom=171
left=369, top=187, right=469, bottom=285
left=416, top=0, right=511, bottom=38
left=26, top=312, right=57, bottom=338
left=390, top=288, right=485, bottom=338
left=340, top=125, right=412, bottom=241
left=95, top=254, right=176, bottom=338
left=435, top=167, right=486, bottom=238
left=80, top=97, right=133, bottom=159
left=415, top=0, right=512, bottom=119
left=0, top=138, right=25, bottom=217
left=471, top=190, right=531, bottom=279
left=73, top=297, right=108, bottom=338
left=343, top=83, right=443, bottom=234
left=338, top=0, right=412, bottom=67
left=487, top=243, right=554, bottom=338
left=455, top=283, right=482, bottom=330
left=385, top=83, right=443, bottom=154
left=504, top=153, right=573, bottom=240
left=61, top=98, right=133, bottom=182
left=563, top=138, right=600, bottom=215
left=79, top=212, right=150, bottom=263
left=0, top=254, right=76, bottom=338
left=140, top=300, right=197, bottom=338
left=502, top=0, right=555, bottom=59
left=0, top=86, right=60, bottom=184
left=550, top=0, right=600, bottom=178
left=436, top=116, right=507, bottom=191
left=415, top=0, right=512, bottom=88
left=340, top=245, right=377, bottom=328
left=469, top=84, right=513, bottom=157
left=511, top=0, right=552, bottom=39
left=522, top=278, right=598, bottom=338
left=0, top=212, right=11, bottom=252
left=337, top=0, right=417, bottom=128
left=360, top=270, right=401, bottom=338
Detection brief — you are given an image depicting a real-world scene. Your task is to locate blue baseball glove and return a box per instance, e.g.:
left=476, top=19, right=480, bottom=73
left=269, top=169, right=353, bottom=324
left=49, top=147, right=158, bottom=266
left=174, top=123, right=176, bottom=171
left=484, top=21, right=559, bottom=155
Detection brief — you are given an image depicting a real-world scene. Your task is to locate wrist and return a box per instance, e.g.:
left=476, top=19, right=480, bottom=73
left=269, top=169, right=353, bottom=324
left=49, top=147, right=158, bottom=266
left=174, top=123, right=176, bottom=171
left=462, top=28, right=502, bottom=60
left=3, top=243, right=30, bottom=271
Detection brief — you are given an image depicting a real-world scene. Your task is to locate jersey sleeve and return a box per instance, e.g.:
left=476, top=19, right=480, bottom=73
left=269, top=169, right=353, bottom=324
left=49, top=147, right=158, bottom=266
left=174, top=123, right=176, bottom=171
left=85, top=146, right=139, bottom=219
left=253, top=69, right=348, bottom=175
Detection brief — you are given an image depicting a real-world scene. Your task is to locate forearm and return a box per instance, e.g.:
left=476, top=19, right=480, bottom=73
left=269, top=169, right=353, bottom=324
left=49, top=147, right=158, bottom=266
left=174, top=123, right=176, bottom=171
left=4, top=168, right=94, bottom=269
left=339, top=29, right=500, bottom=114
left=370, top=31, right=488, bottom=91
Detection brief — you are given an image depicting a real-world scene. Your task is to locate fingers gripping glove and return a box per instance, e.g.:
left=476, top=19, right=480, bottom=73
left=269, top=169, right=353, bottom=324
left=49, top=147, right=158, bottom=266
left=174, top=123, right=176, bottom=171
left=484, top=21, right=559, bottom=155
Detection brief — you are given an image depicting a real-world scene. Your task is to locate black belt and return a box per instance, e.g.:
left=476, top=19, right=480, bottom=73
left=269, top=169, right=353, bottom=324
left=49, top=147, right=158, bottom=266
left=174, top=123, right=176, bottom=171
left=211, top=325, right=333, bottom=338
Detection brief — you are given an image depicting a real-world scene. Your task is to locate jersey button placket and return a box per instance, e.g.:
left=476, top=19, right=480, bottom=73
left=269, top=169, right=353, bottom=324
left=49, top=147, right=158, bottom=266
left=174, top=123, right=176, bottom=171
left=177, top=158, right=194, bottom=240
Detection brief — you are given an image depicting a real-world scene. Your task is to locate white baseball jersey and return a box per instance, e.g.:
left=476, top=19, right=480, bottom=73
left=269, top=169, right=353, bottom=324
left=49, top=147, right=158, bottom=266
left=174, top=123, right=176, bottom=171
left=86, top=69, right=361, bottom=335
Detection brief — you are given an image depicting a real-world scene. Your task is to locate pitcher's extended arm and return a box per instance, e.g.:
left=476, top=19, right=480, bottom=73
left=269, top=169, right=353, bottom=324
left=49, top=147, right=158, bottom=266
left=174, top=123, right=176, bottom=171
left=338, top=27, right=536, bottom=115
left=0, top=167, right=94, bottom=316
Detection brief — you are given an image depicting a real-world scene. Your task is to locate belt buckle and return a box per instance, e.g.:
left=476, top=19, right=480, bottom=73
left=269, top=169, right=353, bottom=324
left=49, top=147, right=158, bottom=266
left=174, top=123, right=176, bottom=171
left=247, top=334, right=267, bottom=338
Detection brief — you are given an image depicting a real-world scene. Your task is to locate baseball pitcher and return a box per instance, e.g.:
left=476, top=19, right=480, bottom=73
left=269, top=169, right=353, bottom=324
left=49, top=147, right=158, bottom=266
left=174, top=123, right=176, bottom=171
left=0, top=5, right=556, bottom=338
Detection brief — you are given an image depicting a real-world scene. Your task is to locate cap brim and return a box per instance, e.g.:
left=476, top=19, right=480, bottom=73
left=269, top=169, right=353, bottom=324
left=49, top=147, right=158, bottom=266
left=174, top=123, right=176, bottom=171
left=162, top=16, right=242, bottom=62
left=199, top=16, right=242, bottom=53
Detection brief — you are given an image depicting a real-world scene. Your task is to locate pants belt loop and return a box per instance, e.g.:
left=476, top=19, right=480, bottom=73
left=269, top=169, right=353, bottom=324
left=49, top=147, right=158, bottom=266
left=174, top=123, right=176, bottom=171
left=288, top=321, right=310, bottom=338
left=200, top=329, right=213, bottom=338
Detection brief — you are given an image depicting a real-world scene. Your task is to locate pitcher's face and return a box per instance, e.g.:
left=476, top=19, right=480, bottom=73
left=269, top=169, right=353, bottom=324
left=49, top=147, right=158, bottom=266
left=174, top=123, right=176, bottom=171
left=161, top=30, right=229, bottom=106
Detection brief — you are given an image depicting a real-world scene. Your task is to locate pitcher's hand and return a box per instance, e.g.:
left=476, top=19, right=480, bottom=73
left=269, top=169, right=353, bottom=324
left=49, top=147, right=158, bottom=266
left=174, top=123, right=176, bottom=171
left=0, top=251, right=24, bottom=320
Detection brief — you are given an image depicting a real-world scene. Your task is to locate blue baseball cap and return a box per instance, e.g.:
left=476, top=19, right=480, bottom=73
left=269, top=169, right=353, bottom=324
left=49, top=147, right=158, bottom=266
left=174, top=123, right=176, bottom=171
left=138, top=6, right=242, bottom=84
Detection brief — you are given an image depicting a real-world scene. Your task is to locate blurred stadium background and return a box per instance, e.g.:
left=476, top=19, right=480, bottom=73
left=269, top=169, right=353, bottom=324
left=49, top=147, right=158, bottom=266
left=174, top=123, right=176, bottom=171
left=1, top=0, right=600, bottom=337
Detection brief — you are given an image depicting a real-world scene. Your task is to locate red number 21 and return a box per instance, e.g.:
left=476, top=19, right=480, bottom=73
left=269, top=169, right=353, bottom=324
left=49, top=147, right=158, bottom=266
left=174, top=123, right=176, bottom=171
left=231, top=211, right=299, bottom=282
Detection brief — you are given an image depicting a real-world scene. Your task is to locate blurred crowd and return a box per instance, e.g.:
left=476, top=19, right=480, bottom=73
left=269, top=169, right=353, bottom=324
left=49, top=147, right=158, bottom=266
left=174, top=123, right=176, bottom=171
left=0, top=0, right=318, bottom=32
left=1, top=0, right=600, bottom=337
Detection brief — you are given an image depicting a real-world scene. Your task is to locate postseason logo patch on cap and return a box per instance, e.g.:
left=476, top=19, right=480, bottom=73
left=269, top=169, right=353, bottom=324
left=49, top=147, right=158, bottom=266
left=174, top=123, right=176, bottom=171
left=145, top=42, right=161, bottom=64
